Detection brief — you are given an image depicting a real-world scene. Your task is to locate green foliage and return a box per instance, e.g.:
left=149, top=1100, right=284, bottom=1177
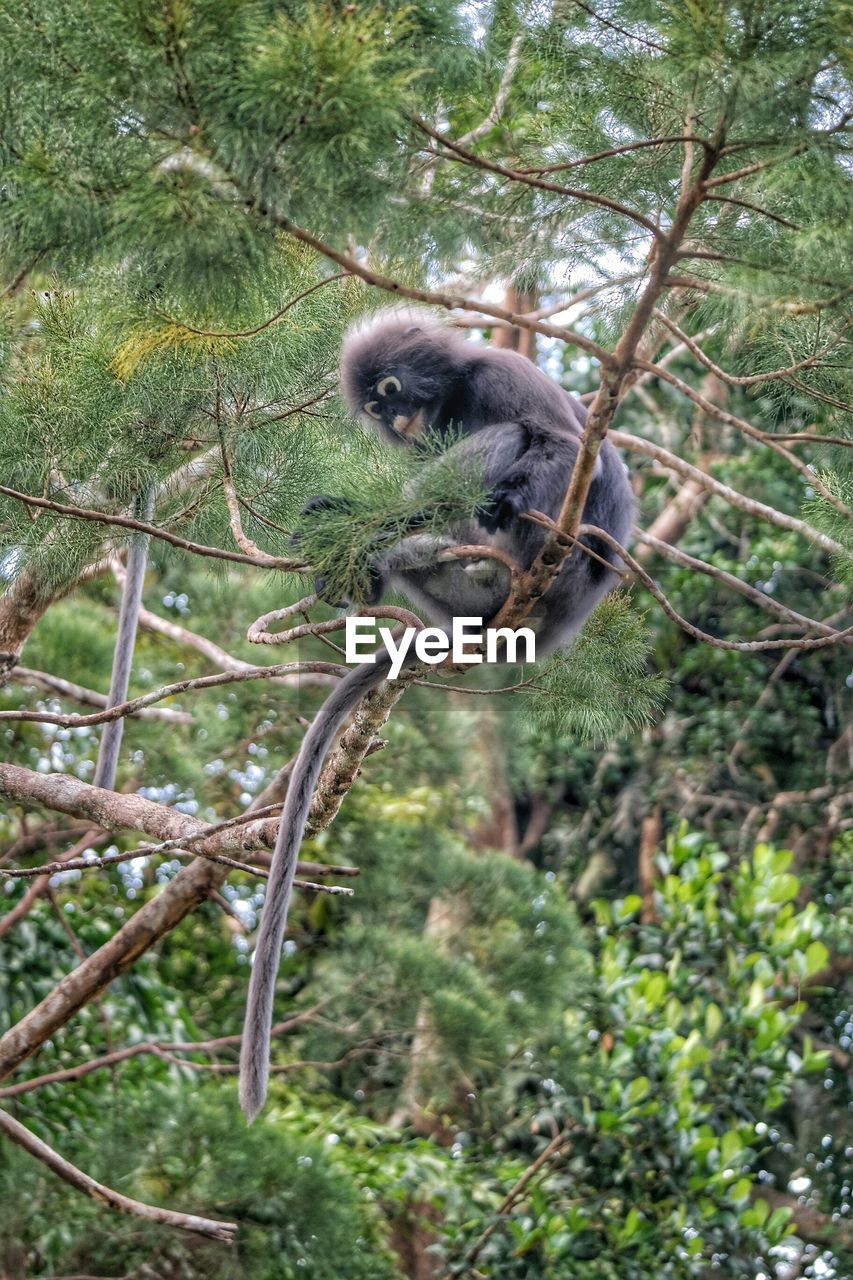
left=0, top=2, right=850, bottom=1276
left=529, top=593, right=668, bottom=742
left=441, top=831, right=841, bottom=1278
left=0, top=1086, right=399, bottom=1279
left=291, top=431, right=487, bottom=603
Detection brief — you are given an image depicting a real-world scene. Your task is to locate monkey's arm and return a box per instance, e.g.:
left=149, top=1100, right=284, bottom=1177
left=478, top=428, right=579, bottom=534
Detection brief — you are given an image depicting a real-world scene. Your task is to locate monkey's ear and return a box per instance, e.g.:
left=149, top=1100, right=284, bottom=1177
left=402, top=325, right=422, bottom=337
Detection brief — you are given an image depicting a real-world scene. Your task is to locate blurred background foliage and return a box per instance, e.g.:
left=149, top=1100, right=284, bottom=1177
left=0, top=0, right=850, bottom=1277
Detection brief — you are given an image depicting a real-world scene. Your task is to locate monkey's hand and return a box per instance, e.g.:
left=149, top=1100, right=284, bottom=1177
left=310, top=563, right=384, bottom=609
left=479, top=481, right=528, bottom=533
left=290, top=495, right=355, bottom=550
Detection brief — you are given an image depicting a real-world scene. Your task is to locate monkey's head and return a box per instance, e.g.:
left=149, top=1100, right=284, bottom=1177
left=339, top=310, right=465, bottom=445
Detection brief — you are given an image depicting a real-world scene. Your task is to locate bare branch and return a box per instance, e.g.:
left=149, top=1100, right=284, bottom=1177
left=0, top=828, right=107, bottom=942
left=248, top=600, right=426, bottom=647
left=0, top=1107, right=237, bottom=1241
left=456, top=1129, right=575, bottom=1275
left=220, top=447, right=284, bottom=564
left=113, top=564, right=335, bottom=687
left=703, top=192, right=801, bottom=229
left=0, top=659, right=346, bottom=726
left=3, top=839, right=355, bottom=896
left=640, top=344, right=853, bottom=518
left=704, top=144, right=810, bottom=188
left=414, top=116, right=662, bottom=238
left=649, top=309, right=850, bottom=388
left=0, top=1007, right=325, bottom=1099
left=0, top=764, right=281, bottom=855
left=610, top=429, right=846, bottom=557
left=634, top=532, right=847, bottom=639
left=6, top=668, right=192, bottom=723
left=0, top=484, right=302, bottom=571
left=662, top=274, right=853, bottom=315
left=519, top=136, right=711, bottom=176
left=568, top=0, right=666, bottom=50
left=582, top=524, right=853, bottom=652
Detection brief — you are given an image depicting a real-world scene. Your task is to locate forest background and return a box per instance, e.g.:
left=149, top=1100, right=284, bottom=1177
left=0, top=1, right=850, bottom=1278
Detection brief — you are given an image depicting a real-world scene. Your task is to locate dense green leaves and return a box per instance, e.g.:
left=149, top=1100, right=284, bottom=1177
left=0, top=1, right=850, bottom=1277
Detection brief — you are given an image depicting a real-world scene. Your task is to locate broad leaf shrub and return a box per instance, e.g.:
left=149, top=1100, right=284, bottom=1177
left=439, top=828, right=837, bottom=1278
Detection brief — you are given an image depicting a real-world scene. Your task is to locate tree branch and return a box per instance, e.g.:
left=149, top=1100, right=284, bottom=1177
left=0, top=1107, right=238, bottom=1242
left=455, top=31, right=525, bottom=147
left=610, top=429, right=845, bottom=557
left=634, top=532, right=847, bottom=639
left=0, top=1007, right=323, bottom=1098
left=582, top=524, right=853, bottom=652
left=6, top=668, right=192, bottom=723
left=240, top=204, right=614, bottom=366
left=0, top=659, right=346, bottom=726
left=0, top=485, right=302, bottom=571
left=413, top=116, right=662, bottom=238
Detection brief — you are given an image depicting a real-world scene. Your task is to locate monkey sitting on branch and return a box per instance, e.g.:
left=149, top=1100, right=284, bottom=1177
left=239, top=309, right=634, bottom=1121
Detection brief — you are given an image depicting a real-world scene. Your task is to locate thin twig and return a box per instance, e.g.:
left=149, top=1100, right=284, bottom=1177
left=0, top=660, right=346, bottom=726
left=581, top=524, right=853, bottom=652
left=456, top=1129, right=575, bottom=1274
left=703, top=192, right=801, bottom=229
left=519, top=135, right=711, bottom=176
left=0, top=485, right=301, bottom=571
left=159, top=271, right=351, bottom=338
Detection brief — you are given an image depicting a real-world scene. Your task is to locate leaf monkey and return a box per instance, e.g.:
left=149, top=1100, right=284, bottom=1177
left=239, top=310, right=634, bottom=1120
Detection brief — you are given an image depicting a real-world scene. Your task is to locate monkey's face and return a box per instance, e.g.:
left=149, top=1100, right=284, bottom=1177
left=340, top=319, right=462, bottom=447
left=360, top=371, right=430, bottom=443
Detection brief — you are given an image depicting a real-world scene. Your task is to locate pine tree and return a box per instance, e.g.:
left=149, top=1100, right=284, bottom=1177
left=0, top=1, right=850, bottom=1271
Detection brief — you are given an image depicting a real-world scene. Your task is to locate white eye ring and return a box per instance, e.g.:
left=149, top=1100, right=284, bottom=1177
left=377, top=375, right=402, bottom=397
left=363, top=401, right=382, bottom=420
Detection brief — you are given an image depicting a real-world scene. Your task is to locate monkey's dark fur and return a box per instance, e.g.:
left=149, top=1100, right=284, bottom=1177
left=239, top=311, right=634, bottom=1121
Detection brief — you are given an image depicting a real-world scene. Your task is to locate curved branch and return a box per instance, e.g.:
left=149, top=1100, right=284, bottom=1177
left=253, top=209, right=615, bottom=366
left=639, top=345, right=853, bottom=518
left=519, top=135, right=712, bottom=176
left=703, top=192, right=801, bottom=229
left=6, top=668, right=192, bottom=723
left=160, top=271, right=351, bottom=338
left=0, top=1107, right=237, bottom=1242
left=0, top=660, right=345, bottom=727
left=456, top=30, right=525, bottom=146
left=634, top=532, right=848, bottom=640
left=0, top=1007, right=323, bottom=1099
left=649, top=309, right=850, bottom=387
left=581, top=524, right=853, bottom=652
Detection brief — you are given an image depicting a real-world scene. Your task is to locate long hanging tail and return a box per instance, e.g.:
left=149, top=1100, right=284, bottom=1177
left=239, top=655, right=392, bottom=1122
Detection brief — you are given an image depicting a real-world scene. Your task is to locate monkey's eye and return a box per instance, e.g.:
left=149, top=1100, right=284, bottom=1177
left=363, top=401, right=382, bottom=420
left=376, top=375, right=402, bottom=397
